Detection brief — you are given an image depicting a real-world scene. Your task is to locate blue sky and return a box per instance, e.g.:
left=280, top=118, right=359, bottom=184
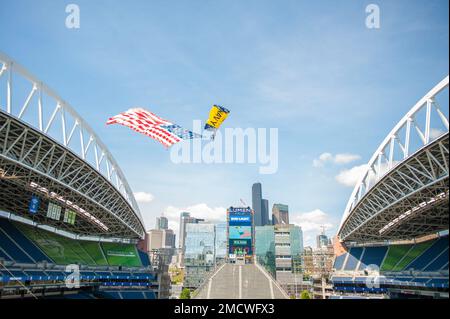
left=1, top=0, right=448, bottom=246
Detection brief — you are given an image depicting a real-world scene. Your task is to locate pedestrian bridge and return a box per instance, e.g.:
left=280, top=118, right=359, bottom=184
left=193, top=263, right=288, bottom=299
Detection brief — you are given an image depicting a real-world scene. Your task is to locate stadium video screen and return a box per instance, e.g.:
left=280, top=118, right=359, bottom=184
left=229, top=226, right=252, bottom=239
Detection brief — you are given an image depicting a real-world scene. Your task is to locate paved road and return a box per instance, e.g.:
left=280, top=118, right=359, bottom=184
left=194, top=263, right=288, bottom=299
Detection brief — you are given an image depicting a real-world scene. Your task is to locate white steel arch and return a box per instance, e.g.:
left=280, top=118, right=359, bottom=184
left=338, top=76, right=449, bottom=242
left=0, top=52, right=144, bottom=238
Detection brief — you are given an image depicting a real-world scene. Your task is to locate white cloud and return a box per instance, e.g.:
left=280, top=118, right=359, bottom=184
left=313, top=152, right=361, bottom=167
left=290, top=209, right=335, bottom=247
left=160, top=203, right=227, bottom=244
left=133, top=192, right=155, bottom=203
left=334, top=153, right=361, bottom=164
left=335, top=164, right=368, bottom=187
left=291, top=209, right=334, bottom=232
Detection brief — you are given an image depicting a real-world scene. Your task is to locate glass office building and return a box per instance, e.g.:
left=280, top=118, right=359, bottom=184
left=183, top=222, right=228, bottom=289
left=215, top=223, right=227, bottom=262
left=255, top=225, right=276, bottom=275
left=255, top=224, right=304, bottom=296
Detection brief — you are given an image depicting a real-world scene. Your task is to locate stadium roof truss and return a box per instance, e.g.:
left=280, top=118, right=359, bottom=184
left=338, top=76, right=449, bottom=243
left=0, top=52, right=145, bottom=240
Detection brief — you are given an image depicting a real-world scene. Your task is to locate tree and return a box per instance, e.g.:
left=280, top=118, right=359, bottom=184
left=300, top=290, right=311, bottom=299
left=180, top=288, right=191, bottom=299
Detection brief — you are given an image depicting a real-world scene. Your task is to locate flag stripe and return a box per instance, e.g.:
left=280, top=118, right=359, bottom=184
left=106, top=108, right=197, bottom=147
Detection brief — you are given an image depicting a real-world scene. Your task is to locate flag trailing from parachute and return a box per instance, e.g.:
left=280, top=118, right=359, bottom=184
left=106, top=108, right=202, bottom=148
left=204, top=104, right=230, bottom=139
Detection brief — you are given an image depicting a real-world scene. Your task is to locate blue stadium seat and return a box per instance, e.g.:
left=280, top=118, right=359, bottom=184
left=25, top=270, right=50, bottom=280
left=358, top=246, right=388, bottom=270
left=333, top=253, right=347, bottom=270
left=344, top=247, right=363, bottom=271
left=0, top=228, right=34, bottom=263
left=120, top=291, right=145, bottom=299
left=101, top=291, right=122, bottom=299
left=0, top=219, right=52, bottom=263
left=423, top=247, right=449, bottom=271
left=428, top=278, right=449, bottom=288
left=95, top=271, right=113, bottom=278
left=406, top=237, right=449, bottom=271
left=138, top=250, right=151, bottom=267
left=0, top=247, right=12, bottom=261
left=143, top=291, right=156, bottom=299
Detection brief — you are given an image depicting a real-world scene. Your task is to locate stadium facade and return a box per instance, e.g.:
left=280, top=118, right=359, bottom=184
left=0, top=53, right=160, bottom=299
left=332, top=76, right=449, bottom=299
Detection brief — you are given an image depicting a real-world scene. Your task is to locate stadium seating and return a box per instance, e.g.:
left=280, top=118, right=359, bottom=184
left=358, top=246, right=388, bottom=270
left=406, top=238, right=449, bottom=271
left=380, top=244, right=412, bottom=271
left=331, top=236, right=449, bottom=298
left=0, top=218, right=52, bottom=263
left=138, top=249, right=151, bottom=267
left=0, top=226, right=34, bottom=264
left=333, top=253, right=346, bottom=271
left=101, top=242, right=142, bottom=267
left=343, top=247, right=364, bottom=270
left=9, top=219, right=145, bottom=267
left=0, top=217, right=158, bottom=299
left=424, top=248, right=449, bottom=271
left=80, top=242, right=109, bottom=265
left=391, top=241, right=434, bottom=271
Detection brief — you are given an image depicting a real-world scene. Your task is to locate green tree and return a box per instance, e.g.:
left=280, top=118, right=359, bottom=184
left=180, top=288, right=191, bottom=299
left=300, top=290, right=311, bottom=299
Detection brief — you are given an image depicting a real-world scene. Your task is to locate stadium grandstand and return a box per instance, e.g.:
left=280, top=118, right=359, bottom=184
left=332, top=76, right=449, bottom=299
left=0, top=52, right=159, bottom=299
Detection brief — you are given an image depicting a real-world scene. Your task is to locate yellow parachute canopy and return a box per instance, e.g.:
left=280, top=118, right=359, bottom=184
left=204, top=105, right=230, bottom=131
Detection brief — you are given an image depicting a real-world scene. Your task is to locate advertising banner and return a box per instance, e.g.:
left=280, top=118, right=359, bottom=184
left=229, top=226, right=252, bottom=239
left=228, top=207, right=252, bottom=215
left=229, top=214, right=252, bottom=226
left=28, top=195, right=40, bottom=214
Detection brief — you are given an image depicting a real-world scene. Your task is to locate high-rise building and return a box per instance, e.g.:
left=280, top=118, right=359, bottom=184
left=255, top=224, right=305, bottom=297
left=178, top=212, right=204, bottom=252
left=272, top=203, right=289, bottom=225
left=147, top=229, right=164, bottom=250
left=262, top=199, right=269, bottom=226
left=252, top=183, right=263, bottom=226
left=316, top=231, right=330, bottom=249
left=147, top=228, right=176, bottom=250
left=164, top=229, right=176, bottom=248
left=215, top=222, right=227, bottom=262
left=183, top=222, right=216, bottom=289
left=156, top=216, right=168, bottom=230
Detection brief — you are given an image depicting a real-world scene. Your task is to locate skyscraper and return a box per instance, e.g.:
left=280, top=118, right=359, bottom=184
left=272, top=203, right=289, bottom=225
left=178, top=212, right=204, bottom=252
left=156, top=216, right=168, bottom=230
left=252, top=183, right=263, bottom=226
left=262, top=198, right=269, bottom=226
left=316, top=233, right=330, bottom=249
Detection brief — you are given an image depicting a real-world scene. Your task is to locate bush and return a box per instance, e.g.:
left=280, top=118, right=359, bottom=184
left=300, top=290, right=311, bottom=299
left=180, top=288, right=191, bottom=299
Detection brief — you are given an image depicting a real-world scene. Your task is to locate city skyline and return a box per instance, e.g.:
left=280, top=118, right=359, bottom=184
left=1, top=1, right=448, bottom=248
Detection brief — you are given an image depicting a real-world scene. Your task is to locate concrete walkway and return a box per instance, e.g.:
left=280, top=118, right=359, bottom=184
left=194, top=263, right=288, bottom=299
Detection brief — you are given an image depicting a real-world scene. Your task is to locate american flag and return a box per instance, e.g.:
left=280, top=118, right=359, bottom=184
left=107, top=108, right=201, bottom=147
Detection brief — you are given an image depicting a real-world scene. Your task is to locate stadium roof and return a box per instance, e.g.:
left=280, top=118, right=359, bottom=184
left=338, top=76, right=449, bottom=243
left=0, top=52, right=145, bottom=240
